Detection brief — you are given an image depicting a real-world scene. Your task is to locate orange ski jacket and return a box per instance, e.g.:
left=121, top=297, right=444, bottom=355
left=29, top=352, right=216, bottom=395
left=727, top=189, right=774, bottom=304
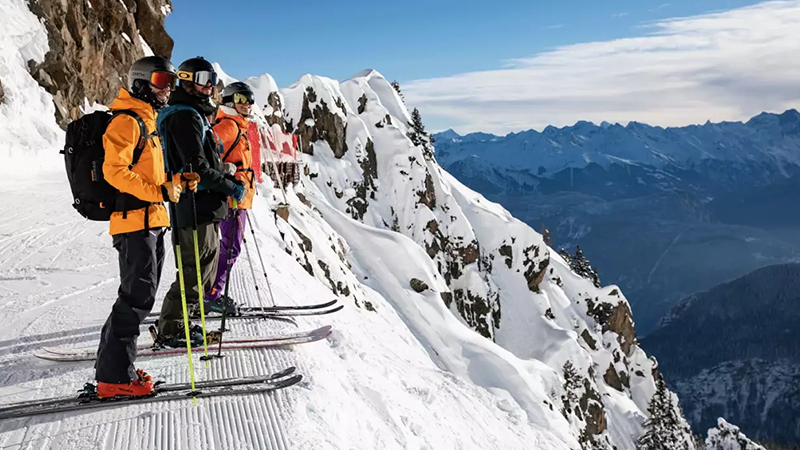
left=102, top=88, right=170, bottom=235
left=213, top=107, right=254, bottom=210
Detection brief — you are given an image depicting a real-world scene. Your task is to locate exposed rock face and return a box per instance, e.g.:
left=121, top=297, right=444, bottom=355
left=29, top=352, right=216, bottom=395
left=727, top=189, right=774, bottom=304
left=27, top=0, right=173, bottom=126
left=410, top=278, right=429, bottom=292
left=586, top=297, right=637, bottom=356
left=295, top=87, right=348, bottom=157
left=0, top=79, right=4, bottom=104
left=266, top=92, right=285, bottom=128
left=604, top=364, right=623, bottom=392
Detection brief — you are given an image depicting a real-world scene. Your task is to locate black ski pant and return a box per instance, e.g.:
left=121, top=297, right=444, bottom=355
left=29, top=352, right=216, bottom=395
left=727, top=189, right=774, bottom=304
left=95, top=228, right=166, bottom=383
left=158, top=223, right=219, bottom=336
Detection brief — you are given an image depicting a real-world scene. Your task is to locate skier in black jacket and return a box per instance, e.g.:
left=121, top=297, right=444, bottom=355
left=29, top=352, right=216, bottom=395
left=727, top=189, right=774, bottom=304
left=156, top=57, right=246, bottom=346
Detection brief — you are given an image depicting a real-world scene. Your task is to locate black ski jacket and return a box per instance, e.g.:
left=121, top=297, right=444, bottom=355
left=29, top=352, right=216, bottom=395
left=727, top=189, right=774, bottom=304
left=161, top=87, right=239, bottom=228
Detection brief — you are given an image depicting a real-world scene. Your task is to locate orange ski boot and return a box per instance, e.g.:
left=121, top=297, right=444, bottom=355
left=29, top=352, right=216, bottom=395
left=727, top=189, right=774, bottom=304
left=97, top=369, right=155, bottom=398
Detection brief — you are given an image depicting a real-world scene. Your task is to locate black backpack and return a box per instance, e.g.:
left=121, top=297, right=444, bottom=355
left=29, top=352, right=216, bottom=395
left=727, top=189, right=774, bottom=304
left=62, top=110, right=147, bottom=221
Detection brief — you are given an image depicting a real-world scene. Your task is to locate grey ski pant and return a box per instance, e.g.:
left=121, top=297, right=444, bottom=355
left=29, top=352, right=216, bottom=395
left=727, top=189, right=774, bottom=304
left=157, top=223, right=219, bottom=336
left=95, top=228, right=166, bottom=383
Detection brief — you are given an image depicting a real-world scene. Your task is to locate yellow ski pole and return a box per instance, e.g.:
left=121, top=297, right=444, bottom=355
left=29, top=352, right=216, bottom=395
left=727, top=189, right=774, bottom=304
left=168, top=191, right=197, bottom=405
left=184, top=164, right=210, bottom=366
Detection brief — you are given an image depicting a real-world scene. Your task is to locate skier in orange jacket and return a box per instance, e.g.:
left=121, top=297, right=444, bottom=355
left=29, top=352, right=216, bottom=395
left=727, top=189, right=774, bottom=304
left=96, top=56, right=198, bottom=398
left=205, top=82, right=257, bottom=310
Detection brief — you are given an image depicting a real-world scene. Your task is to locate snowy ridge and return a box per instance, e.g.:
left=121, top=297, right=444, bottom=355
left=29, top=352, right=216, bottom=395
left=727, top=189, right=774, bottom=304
left=228, top=67, right=697, bottom=448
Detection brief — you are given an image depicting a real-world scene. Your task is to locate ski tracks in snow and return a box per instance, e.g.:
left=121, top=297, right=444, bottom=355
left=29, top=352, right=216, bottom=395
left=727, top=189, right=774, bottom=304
left=0, top=178, right=318, bottom=450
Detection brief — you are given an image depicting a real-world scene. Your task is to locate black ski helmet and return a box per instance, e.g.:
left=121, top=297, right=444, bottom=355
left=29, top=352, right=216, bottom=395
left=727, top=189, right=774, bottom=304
left=221, top=82, right=255, bottom=107
left=128, top=56, right=176, bottom=109
left=176, top=57, right=218, bottom=98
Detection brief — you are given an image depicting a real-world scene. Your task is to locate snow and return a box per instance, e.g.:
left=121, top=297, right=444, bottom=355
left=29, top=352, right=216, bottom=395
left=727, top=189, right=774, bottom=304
left=118, top=0, right=128, bottom=12
left=120, top=32, right=132, bottom=44
left=0, top=0, right=63, bottom=177
left=139, top=34, right=154, bottom=56
left=161, top=4, right=172, bottom=16
left=705, top=418, right=766, bottom=450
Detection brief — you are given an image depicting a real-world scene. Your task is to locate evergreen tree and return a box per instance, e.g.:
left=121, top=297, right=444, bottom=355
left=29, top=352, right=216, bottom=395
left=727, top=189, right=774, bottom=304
left=406, top=107, right=435, bottom=160
left=637, top=378, right=695, bottom=450
left=561, top=245, right=601, bottom=288
left=561, top=360, right=581, bottom=415
left=391, top=80, right=404, bottom=101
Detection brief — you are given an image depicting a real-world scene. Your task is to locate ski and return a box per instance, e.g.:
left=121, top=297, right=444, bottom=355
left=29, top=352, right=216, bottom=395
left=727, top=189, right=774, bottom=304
left=197, top=304, right=344, bottom=319
left=35, top=325, right=332, bottom=362
left=144, top=299, right=339, bottom=319
left=239, top=299, right=339, bottom=312
left=0, top=368, right=301, bottom=420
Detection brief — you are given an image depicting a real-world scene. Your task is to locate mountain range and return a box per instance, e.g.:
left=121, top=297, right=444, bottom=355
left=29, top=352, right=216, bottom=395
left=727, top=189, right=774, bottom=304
left=433, top=111, right=800, bottom=333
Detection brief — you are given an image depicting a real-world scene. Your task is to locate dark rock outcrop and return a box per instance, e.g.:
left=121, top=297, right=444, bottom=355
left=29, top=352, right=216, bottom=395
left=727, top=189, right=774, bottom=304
left=586, top=297, right=637, bottom=356
left=295, top=86, right=347, bottom=157
left=410, top=278, right=429, bottom=293
left=28, top=0, right=173, bottom=127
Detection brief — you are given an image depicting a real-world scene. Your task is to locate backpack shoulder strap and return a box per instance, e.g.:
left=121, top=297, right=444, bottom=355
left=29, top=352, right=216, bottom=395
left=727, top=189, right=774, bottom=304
left=157, top=104, right=210, bottom=173
left=215, top=116, right=242, bottom=162
left=111, top=110, right=147, bottom=169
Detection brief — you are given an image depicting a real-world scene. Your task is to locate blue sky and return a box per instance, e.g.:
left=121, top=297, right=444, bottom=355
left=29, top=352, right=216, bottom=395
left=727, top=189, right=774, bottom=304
left=166, top=0, right=800, bottom=133
left=167, top=0, right=760, bottom=85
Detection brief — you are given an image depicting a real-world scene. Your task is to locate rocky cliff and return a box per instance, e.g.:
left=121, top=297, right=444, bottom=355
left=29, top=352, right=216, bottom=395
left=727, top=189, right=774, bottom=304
left=27, top=0, right=173, bottom=126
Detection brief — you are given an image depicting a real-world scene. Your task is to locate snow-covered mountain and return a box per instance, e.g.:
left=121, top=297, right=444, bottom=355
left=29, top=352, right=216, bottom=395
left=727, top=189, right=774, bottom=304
left=433, top=114, right=800, bottom=334
left=434, top=112, right=800, bottom=186
left=0, top=0, right=750, bottom=448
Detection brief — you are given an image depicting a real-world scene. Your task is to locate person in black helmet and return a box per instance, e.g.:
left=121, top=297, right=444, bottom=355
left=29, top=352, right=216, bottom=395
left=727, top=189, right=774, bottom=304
left=205, top=82, right=257, bottom=311
left=154, top=57, right=246, bottom=347
left=94, top=55, right=197, bottom=397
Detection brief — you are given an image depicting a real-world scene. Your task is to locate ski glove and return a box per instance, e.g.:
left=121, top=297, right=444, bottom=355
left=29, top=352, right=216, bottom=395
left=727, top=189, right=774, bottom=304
left=230, top=184, right=246, bottom=203
left=222, top=163, right=236, bottom=176
left=161, top=180, right=182, bottom=203
left=181, top=172, right=200, bottom=193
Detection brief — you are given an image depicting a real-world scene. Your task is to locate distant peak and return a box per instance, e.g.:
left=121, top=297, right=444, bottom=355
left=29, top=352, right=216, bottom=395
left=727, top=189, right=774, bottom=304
left=433, top=129, right=461, bottom=140
left=347, top=69, right=385, bottom=81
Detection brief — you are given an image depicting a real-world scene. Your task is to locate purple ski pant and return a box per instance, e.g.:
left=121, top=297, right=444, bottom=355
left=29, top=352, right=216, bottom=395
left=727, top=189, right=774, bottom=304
left=207, top=208, right=248, bottom=301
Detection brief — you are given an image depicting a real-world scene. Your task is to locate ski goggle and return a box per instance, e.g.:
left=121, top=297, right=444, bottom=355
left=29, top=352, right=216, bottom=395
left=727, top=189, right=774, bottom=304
left=149, top=71, right=177, bottom=89
left=177, top=70, right=218, bottom=87
left=233, top=92, right=254, bottom=105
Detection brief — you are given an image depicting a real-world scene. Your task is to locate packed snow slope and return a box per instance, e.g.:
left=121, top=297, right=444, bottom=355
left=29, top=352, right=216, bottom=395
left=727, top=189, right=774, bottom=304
left=0, top=6, right=699, bottom=445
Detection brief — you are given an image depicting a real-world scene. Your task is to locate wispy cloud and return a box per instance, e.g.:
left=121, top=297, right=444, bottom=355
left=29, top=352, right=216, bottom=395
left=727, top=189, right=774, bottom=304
left=544, top=24, right=564, bottom=30
left=651, top=3, right=670, bottom=11
left=612, top=12, right=630, bottom=18
left=403, top=1, right=800, bottom=134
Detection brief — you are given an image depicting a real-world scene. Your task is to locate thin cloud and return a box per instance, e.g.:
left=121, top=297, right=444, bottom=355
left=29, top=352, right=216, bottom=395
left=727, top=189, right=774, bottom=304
left=612, top=12, right=630, bottom=18
left=545, top=24, right=564, bottom=30
left=403, top=1, right=800, bottom=134
left=651, top=3, right=670, bottom=11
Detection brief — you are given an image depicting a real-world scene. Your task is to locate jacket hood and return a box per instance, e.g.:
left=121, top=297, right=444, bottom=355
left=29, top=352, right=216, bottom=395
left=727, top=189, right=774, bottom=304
left=108, top=88, right=156, bottom=122
left=216, top=105, right=250, bottom=128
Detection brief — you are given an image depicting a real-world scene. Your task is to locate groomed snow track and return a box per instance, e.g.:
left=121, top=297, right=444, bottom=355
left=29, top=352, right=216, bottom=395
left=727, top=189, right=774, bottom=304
left=0, top=179, right=315, bottom=450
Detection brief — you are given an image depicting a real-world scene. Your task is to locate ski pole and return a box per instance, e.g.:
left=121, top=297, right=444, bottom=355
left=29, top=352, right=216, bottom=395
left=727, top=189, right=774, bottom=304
left=245, top=213, right=276, bottom=307
left=213, top=199, right=239, bottom=359
left=242, top=233, right=266, bottom=308
left=185, top=164, right=210, bottom=366
left=168, top=189, right=198, bottom=405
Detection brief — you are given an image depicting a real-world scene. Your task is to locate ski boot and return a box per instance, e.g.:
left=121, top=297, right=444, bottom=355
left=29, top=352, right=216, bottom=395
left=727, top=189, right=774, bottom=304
left=149, top=322, right=220, bottom=349
left=190, top=295, right=240, bottom=317
left=96, top=369, right=155, bottom=398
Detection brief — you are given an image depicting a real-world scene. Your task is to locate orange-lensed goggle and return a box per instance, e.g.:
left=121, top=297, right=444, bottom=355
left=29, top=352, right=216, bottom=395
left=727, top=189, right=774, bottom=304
left=149, top=71, right=177, bottom=89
